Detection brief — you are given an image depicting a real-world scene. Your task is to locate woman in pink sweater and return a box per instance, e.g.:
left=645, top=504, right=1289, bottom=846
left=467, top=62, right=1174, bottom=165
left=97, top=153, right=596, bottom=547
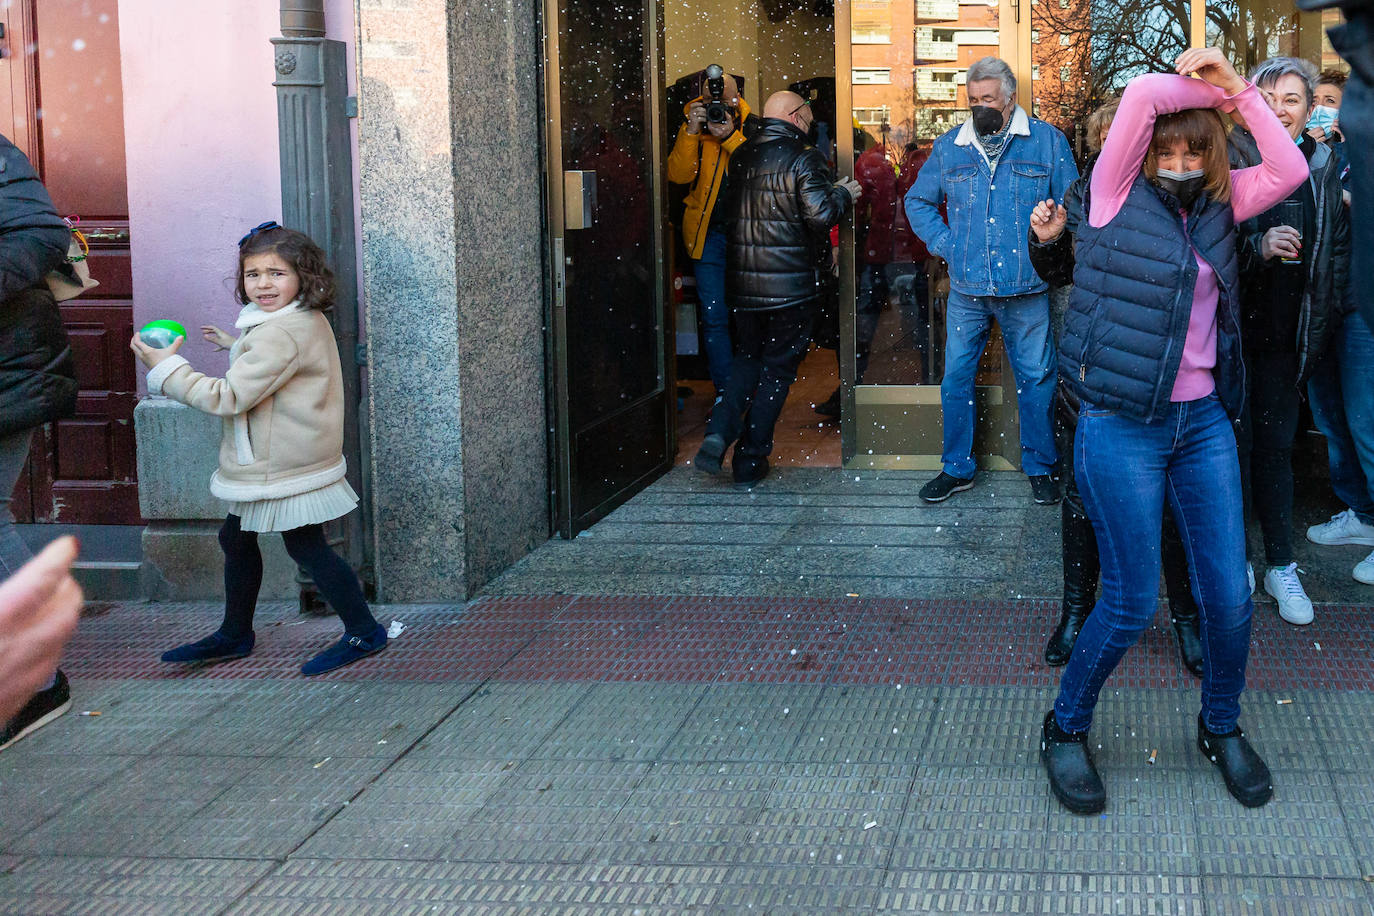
left=1034, top=48, right=1308, bottom=815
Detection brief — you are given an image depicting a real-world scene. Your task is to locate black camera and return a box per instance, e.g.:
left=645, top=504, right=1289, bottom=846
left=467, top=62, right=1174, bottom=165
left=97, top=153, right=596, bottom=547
left=703, top=64, right=731, bottom=125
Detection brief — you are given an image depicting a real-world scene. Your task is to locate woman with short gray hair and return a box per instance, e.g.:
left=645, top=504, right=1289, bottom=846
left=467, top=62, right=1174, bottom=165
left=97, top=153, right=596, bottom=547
left=1236, top=56, right=1348, bottom=626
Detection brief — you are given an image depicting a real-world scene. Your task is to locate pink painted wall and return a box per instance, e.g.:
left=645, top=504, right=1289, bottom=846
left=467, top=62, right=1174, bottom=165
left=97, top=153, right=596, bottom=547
left=118, top=1, right=361, bottom=378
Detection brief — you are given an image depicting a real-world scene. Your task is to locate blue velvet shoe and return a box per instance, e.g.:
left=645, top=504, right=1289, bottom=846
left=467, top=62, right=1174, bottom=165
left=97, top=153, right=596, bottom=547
left=160, top=631, right=255, bottom=664
left=300, top=624, right=387, bottom=676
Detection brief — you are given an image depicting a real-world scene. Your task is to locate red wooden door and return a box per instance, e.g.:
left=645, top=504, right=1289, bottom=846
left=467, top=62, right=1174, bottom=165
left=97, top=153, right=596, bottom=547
left=1, top=0, right=140, bottom=524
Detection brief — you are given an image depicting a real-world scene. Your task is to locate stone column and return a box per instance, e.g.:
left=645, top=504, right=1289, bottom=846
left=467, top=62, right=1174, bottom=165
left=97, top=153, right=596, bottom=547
left=356, top=0, right=548, bottom=600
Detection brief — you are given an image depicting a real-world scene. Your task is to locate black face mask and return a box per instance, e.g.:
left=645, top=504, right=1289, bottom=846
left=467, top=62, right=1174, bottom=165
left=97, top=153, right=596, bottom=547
left=1154, top=167, right=1207, bottom=209
left=971, top=105, right=1005, bottom=136
left=806, top=122, right=820, bottom=144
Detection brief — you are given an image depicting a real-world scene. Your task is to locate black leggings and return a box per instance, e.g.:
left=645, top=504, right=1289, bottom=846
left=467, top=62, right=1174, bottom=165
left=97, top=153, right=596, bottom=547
left=1238, top=349, right=1301, bottom=567
left=217, top=514, right=377, bottom=639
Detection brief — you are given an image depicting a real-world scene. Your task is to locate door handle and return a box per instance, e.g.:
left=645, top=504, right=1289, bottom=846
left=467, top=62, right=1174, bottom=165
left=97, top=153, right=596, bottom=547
left=83, top=228, right=131, bottom=243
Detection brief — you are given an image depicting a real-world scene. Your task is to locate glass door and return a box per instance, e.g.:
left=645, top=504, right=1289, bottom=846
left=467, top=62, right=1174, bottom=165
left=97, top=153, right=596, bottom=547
left=542, top=0, right=673, bottom=536
left=837, top=0, right=1024, bottom=470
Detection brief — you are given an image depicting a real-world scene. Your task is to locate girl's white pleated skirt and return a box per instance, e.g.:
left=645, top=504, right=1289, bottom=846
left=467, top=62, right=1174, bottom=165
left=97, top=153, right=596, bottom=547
left=228, top=478, right=359, bottom=533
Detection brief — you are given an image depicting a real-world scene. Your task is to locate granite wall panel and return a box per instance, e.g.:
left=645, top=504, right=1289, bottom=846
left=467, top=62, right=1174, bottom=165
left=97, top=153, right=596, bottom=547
left=358, top=0, right=548, bottom=600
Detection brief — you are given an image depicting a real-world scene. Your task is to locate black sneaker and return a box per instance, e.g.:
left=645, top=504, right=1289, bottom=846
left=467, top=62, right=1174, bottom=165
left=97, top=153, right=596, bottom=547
left=1, top=669, right=72, bottom=751
left=1029, top=474, right=1062, bottom=505
left=919, top=472, right=974, bottom=503
left=1197, top=714, right=1272, bottom=807
left=693, top=434, right=726, bottom=476
left=1040, top=711, right=1106, bottom=814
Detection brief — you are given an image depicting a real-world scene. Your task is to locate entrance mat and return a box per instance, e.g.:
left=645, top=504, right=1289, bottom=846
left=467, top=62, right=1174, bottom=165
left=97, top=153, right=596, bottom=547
left=59, top=596, right=1374, bottom=690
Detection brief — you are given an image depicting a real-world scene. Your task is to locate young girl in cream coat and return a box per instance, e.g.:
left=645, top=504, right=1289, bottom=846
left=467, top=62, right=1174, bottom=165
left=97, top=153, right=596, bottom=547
left=132, top=224, right=385, bottom=676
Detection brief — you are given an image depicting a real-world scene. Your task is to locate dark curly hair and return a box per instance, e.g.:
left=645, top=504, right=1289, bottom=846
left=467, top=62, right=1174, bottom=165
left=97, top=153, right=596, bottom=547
left=235, top=225, right=335, bottom=311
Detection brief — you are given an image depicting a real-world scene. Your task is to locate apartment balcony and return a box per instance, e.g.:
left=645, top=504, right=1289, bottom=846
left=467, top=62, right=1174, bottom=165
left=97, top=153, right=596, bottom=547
left=916, top=38, right=959, bottom=61
left=915, top=77, right=959, bottom=101
left=915, top=0, right=959, bottom=21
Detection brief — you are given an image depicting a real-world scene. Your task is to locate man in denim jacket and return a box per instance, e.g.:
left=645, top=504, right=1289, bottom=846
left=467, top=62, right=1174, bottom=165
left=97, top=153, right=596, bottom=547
left=905, top=57, right=1077, bottom=505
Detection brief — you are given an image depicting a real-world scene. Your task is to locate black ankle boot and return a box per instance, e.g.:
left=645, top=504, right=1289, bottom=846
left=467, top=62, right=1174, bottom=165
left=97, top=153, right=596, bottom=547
left=1047, top=501, right=1099, bottom=666
left=1197, top=714, right=1273, bottom=807
left=1170, top=609, right=1205, bottom=678
left=1040, top=711, right=1106, bottom=814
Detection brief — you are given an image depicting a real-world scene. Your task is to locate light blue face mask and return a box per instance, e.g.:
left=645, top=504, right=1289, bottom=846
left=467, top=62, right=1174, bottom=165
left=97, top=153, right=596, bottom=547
left=1306, top=105, right=1339, bottom=134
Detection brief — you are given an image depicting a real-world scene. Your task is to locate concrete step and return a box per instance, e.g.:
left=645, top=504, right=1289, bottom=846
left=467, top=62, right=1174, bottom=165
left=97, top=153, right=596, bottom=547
left=17, top=524, right=146, bottom=601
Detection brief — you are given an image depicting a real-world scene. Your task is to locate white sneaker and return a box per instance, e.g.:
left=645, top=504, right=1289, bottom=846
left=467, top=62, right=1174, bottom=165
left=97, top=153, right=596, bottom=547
left=1263, top=563, right=1314, bottom=625
left=1306, top=509, right=1374, bottom=547
left=1247, top=562, right=1255, bottom=596
left=1355, top=550, right=1374, bottom=585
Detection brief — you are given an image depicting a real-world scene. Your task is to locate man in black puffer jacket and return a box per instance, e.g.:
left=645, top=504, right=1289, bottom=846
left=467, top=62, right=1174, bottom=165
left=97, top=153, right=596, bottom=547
left=0, top=131, right=78, bottom=750
left=693, top=91, right=859, bottom=488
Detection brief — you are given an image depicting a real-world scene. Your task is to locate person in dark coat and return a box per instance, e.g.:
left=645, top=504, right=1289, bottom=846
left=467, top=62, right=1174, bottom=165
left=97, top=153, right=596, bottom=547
left=692, top=90, right=859, bottom=488
left=1027, top=99, right=1204, bottom=679
left=0, top=131, right=78, bottom=750
left=1235, top=57, right=1349, bottom=626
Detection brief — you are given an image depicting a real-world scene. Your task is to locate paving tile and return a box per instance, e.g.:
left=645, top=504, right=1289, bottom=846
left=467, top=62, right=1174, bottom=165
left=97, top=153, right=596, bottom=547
left=1193, top=768, right=1362, bottom=879
left=705, top=864, right=885, bottom=911
left=595, top=761, right=777, bottom=867
left=448, top=759, right=650, bottom=863
left=893, top=765, right=1050, bottom=873
left=1039, top=873, right=1204, bottom=914
left=735, top=762, right=914, bottom=869
left=0, top=856, right=274, bottom=916
left=720, top=610, right=855, bottom=683
left=923, top=687, right=1050, bottom=768
left=153, top=681, right=362, bottom=756
left=609, top=610, right=752, bottom=683
left=288, top=681, right=477, bottom=758
left=789, top=684, right=936, bottom=764
left=658, top=684, right=825, bottom=762
left=140, top=755, right=390, bottom=858
left=828, top=617, right=953, bottom=687
left=1308, top=689, right=1374, bottom=772
left=5, top=680, right=244, bottom=757
left=1077, top=687, right=1196, bottom=771
left=530, top=682, right=708, bottom=761
left=1227, top=689, right=1329, bottom=772
left=407, top=682, right=594, bottom=760
left=230, top=860, right=727, bottom=915
left=876, top=869, right=1042, bottom=913
left=1330, top=771, right=1374, bottom=876
left=1202, top=875, right=1374, bottom=915
left=7, top=755, right=262, bottom=857
left=293, top=757, right=516, bottom=860
left=0, top=754, right=139, bottom=840
left=1043, top=767, right=1199, bottom=875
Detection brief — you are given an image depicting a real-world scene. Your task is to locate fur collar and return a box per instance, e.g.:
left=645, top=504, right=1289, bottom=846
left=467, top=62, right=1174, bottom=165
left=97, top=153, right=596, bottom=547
left=235, top=299, right=304, bottom=330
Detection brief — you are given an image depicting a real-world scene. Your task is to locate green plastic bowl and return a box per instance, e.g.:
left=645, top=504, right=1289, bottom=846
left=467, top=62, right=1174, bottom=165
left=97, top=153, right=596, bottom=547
left=139, top=319, right=187, bottom=349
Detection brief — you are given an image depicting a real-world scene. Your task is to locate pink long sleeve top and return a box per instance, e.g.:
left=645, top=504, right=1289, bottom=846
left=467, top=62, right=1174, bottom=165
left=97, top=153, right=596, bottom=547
left=1088, top=74, right=1308, bottom=401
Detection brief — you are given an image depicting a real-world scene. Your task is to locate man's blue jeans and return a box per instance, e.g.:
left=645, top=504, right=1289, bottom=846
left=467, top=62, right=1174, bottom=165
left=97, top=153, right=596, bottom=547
left=941, top=290, right=1057, bottom=477
left=1055, top=396, right=1253, bottom=735
left=693, top=229, right=733, bottom=395
left=1307, top=311, right=1374, bottom=525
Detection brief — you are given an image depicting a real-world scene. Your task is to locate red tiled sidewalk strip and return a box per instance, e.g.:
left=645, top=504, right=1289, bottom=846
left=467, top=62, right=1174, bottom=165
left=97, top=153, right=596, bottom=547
left=59, top=597, right=1374, bottom=689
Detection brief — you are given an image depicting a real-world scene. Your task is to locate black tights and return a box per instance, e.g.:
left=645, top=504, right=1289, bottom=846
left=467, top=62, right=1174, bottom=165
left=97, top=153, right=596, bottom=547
left=217, top=514, right=377, bottom=639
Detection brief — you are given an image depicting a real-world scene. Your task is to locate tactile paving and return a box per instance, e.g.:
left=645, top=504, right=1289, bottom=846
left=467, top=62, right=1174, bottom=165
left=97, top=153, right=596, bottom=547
left=658, top=683, right=825, bottom=762
left=1192, top=767, right=1362, bottom=879
left=0, top=856, right=274, bottom=916
left=1039, top=873, right=1205, bottom=915
left=875, top=868, right=1041, bottom=913
left=1201, top=875, right=1374, bottom=915
left=7, top=588, right=1374, bottom=913
left=892, top=764, right=1050, bottom=873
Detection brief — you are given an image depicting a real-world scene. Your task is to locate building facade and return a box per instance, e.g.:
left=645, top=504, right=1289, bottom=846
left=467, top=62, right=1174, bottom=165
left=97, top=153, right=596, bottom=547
left=1, top=0, right=1348, bottom=602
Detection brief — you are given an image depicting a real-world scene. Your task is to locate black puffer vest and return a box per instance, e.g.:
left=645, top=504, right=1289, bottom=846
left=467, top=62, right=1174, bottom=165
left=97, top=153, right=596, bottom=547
left=1060, top=174, right=1243, bottom=422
